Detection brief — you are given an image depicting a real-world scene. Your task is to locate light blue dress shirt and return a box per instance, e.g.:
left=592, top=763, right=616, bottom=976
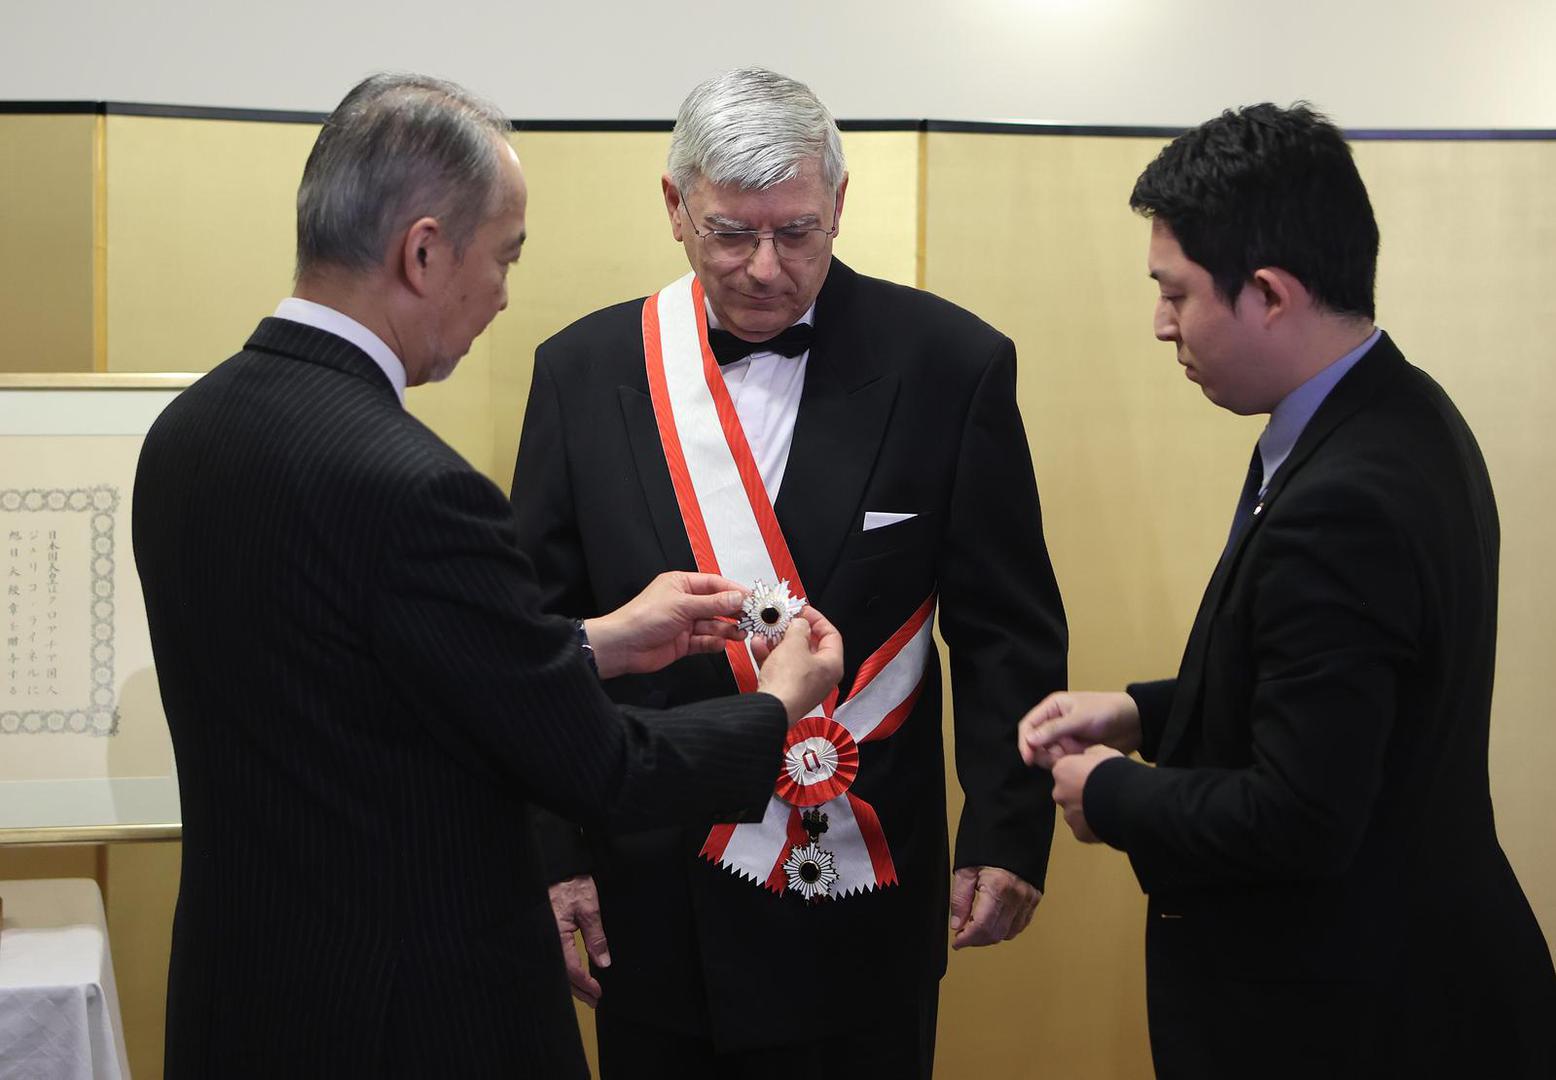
left=1255, top=328, right=1382, bottom=494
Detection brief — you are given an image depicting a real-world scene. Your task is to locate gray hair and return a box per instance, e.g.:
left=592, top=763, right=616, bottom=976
left=296, top=73, right=511, bottom=279
left=667, top=68, right=846, bottom=196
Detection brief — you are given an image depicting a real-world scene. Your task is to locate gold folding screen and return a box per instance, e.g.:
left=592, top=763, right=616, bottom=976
left=2, top=107, right=1552, bottom=1079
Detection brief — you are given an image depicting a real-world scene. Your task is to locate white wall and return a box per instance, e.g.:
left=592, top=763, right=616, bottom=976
left=3, top=0, right=1553, bottom=126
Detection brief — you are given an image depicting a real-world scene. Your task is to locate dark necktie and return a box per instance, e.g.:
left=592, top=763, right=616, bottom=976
left=1224, top=443, right=1265, bottom=555
left=707, top=323, right=814, bottom=366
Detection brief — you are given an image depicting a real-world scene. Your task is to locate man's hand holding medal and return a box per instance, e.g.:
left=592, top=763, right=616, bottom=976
left=744, top=581, right=844, bottom=729
left=582, top=570, right=843, bottom=728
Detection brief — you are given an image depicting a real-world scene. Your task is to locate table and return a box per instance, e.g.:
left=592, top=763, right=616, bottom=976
left=0, top=878, right=131, bottom=1080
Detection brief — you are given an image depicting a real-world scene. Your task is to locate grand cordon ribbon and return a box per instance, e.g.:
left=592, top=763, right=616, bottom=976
left=642, top=271, right=935, bottom=897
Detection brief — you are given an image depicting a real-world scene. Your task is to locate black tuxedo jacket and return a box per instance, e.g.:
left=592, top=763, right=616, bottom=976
left=510, top=260, right=1067, bottom=1047
left=1086, top=335, right=1556, bottom=1077
left=133, top=318, right=787, bottom=1078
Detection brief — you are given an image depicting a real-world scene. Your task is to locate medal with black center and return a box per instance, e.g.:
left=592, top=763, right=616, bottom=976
left=738, top=579, right=804, bottom=643
left=783, top=810, right=838, bottom=903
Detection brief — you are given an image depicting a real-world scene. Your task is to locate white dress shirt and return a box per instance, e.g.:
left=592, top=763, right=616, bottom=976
left=709, top=302, right=816, bottom=500
left=273, top=297, right=408, bottom=407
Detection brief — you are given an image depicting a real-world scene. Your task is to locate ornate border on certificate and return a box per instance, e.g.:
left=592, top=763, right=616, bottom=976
left=1, top=485, right=120, bottom=737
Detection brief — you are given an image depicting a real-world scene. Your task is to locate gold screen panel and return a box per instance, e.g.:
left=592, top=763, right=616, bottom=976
left=104, top=115, right=307, bottom=375
left=925, top=130, right=1183, bottom=1078
left=0, top=115, right=98, bottom=373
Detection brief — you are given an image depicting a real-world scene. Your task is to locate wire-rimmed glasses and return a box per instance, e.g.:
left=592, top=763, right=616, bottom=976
left=680, top=201, right=838, bottom=265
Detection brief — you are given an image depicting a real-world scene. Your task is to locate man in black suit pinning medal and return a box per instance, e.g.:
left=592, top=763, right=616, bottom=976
left=133, top=72, right=844, bottom=1078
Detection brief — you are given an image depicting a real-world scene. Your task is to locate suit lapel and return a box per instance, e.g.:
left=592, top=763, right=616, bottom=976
left=618, top=385, right=701, bottom=571
left=1157, top=548, right=1239, bottom=763
left=774, top=261, right=899, bottom=599
left=1156, top=333, right=1407, bottom=763
left=1256, top=333, right=1404, bottom=509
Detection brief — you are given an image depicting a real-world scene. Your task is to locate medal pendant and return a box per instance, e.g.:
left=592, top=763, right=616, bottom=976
left=783, top=809, right=839, bottom=903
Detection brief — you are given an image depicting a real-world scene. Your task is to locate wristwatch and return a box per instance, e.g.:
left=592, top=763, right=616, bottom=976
left=572, top=619, right=598, bottom=676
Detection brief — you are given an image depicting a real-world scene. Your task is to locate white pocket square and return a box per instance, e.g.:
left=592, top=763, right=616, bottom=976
left=863, top=511, right=917, bottom=532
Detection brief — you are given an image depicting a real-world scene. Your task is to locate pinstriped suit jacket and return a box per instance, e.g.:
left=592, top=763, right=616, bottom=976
left=133, top=317, right=786, bottom=1078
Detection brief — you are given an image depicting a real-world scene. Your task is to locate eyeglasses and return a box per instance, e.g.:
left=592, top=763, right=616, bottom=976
left=680, top=201, right=837, bottom=265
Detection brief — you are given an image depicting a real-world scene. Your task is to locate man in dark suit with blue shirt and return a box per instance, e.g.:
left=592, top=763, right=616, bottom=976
left=1021, top=103, right=1556, bottom=1079
left=133, top=72, right=844, bottom=1079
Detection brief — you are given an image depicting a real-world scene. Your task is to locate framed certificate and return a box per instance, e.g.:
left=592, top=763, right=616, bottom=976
left=0, top=373, right=197, bottom=843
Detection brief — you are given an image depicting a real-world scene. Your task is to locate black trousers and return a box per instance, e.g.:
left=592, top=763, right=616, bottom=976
left=596, top=982, right=939, bottom=1080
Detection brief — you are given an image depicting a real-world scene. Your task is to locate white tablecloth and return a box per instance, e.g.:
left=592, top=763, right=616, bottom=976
left=0, top=879, right=131, bottom=1080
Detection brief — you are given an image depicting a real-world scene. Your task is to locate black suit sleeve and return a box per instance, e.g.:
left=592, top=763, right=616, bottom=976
left=1086, top=479, right=1419, bottom=893
left=940, top=338, right=1068, bottom=890
left=370, top=465, right=784, bottom=831
left=510, top=355, right=594, bottom=618
left=1127, top=678, right=1176, bottom=762
left=509, top=352, right=600, bottom=878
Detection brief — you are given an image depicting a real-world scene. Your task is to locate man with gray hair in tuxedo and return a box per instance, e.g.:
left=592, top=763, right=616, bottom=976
left=511, top=66, right=1067, bottom=1076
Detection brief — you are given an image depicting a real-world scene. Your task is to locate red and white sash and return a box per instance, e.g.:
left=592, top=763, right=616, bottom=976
left=642, top=271, right=936, bottom=898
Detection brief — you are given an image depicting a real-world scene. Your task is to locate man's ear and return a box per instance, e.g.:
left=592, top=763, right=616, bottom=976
left=662, top=175, right=686, bottom=242
left=831, top=172, right=849, bottom=235
left=1248, top=266, right=1305, bottom=327
left=401, top=216, right=441, bottom=295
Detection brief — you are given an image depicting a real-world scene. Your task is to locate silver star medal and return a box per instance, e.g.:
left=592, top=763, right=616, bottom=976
left=738, top=579, right=805, bottom=643
left=783, top=842, right=839, bottom=902
left=782, top=809, right=840, bottom=902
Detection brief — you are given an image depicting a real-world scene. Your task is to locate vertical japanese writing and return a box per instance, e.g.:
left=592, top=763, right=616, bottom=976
left=6, top=528, right=19, bottom=700
left=0, top=487, right=118, bottom=736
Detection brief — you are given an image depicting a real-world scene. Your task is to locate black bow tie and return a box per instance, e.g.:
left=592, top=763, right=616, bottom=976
left=708, top=323, right=815, bottom=366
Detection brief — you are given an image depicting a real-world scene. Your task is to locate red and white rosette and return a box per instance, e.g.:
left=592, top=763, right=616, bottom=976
left=642, top=271, right=936, bottom=899
left=777, top=716, right=859, bottom=807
